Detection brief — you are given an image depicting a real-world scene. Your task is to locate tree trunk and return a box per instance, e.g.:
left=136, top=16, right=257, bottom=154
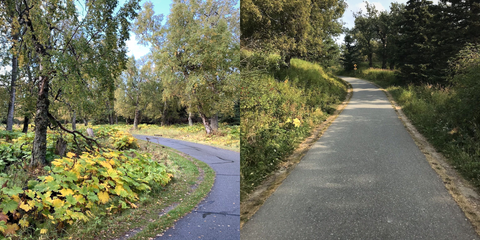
left=107, top=101, right=114, bottom=125
left=389, top=61, right=395, bottom=70
left=210, top=114, right=218, bottom=132
left=133, top=108, right=140, bottom=130
left=31, top=73, right=49, bottom=167
left=83, top=118, right=88, bottom=126
left=197, top=104, right=212, bottom=134
left=22, top=115, right=29, bottom=133
left=55, top=137, right=67, bottom=158
left=6, top=51, right=18, bottom=131
left=115, top=115, right=118, bottom=124
left=199, top=112, right=212, bottom=134
left=71, top=110, right=76, bottom=131
left=188, top=111, right=193, bottom=126
left=110, top=113, right=114, bottom=125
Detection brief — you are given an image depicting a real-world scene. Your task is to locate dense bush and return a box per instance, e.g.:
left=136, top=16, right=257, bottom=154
left=0, top=125, right=169, bottom=237
left=0, top=150, right=172, bottom=236
left=241, top=52, right=347, bottom=198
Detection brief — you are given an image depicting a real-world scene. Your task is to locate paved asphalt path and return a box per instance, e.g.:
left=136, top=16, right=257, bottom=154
left=241, top=77, right=479, bottom=240
left=133, top=135, right=240, bottom=240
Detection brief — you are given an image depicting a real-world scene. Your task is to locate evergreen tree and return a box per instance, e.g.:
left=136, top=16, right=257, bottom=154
left=341, top=33, right=360, bottom=71
left=397, top=0, right=436, bottom=83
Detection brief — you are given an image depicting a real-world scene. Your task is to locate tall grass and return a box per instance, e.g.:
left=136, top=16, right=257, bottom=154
left=241, top=55, right=347, bottom=199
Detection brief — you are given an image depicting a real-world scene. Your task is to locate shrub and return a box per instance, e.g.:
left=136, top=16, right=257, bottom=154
left=110, top=131, right=138, bottom=150
left=0, top=150, right=172, bottom=236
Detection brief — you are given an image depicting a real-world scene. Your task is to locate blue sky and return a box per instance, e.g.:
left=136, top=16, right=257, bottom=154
left=126, top=0, right=173, bottom=59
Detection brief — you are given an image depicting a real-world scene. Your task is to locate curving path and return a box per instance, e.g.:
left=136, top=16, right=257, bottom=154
left=133, top=135, right=240, bottom=240
left=241, top=77, right=479, bottom=240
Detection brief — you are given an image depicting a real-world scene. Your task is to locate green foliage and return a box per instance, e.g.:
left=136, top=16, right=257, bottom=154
left=135, top=0, right=240, bottom=134
left=0, top=149, right=172, bottom=237
left=241, top=0, right=346, bottom=65
left=341, top=34, right=361, bottom=72
left=241, top=57, right=347, bottom=198
left=340, top=67, right=398, bottom=87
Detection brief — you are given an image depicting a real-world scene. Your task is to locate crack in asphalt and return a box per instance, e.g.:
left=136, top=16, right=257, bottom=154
left=195, top=211, right=241, bottom=218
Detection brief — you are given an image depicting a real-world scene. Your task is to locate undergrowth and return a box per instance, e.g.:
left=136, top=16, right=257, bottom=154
left=240, top=50, right=347, bottom=200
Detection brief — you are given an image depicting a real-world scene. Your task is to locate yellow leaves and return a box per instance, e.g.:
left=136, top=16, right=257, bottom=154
left=11, top=194, right=20, bottom=203
left=128, top=201, right=138, bottom=209
left=19, top=200, right=35, bottom=212
left=99, top=161, right=113, bottom=170
left=44, top=176, right=54, bottom=183
left=85, top=210, right=95, bottom=218
left=74, top=195, right=85, bottom=204
left=52, top=160, right=63, bottom=167
left=98, top=191, right=110, bottom=204
left=114, top=185, right=127, bottom=197
left=19, top=219, right=29, bottom=228
left=40, top=228, right=48, bottom=234
left=107, top=169, right=119, bottom=179
left=66, top=152, right=76, bottom=158
left=59, top=188, right=74, bottom=197
left=52, top=198, right=64, bottom=208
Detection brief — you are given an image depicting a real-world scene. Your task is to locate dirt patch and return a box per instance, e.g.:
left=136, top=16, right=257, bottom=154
left=367, top=79, right=480, bottom=236
left=240, top=80, right=353, bottom=229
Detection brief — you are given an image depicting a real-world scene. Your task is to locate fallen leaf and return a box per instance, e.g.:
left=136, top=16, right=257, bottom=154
left=4, top=224, right=19, bottom=235
left=0, top=213, right=8, bottom=222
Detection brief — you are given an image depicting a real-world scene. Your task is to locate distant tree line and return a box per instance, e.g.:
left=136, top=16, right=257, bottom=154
left=342, top=0, right=480, bottom=84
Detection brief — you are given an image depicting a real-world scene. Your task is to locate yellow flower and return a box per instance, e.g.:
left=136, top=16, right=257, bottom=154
left=293, top=118, right=301, bottom=127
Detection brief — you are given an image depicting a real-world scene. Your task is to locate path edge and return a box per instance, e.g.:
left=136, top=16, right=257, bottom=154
left=240, top=78, right=353, bottom=228
left=356, top=77, right=480, bottom=236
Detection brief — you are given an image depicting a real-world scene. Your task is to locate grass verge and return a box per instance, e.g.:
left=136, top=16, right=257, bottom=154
left=127, top=123, right=239, bottom=152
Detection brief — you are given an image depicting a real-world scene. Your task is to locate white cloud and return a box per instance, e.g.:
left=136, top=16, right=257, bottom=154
left=126, top=34, right=151, bottom=59
left=356, top=1, right=386, bottom=13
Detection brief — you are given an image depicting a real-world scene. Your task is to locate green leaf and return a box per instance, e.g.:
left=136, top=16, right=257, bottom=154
left=2, top=187, right=23, bottom=196
left=66, top=195, right=77, bottom=205
left=1, top=199, right=18, bottom=214
left=64, top=172, right=78, bottom=182
left=87, top=192, right=99, bottom=202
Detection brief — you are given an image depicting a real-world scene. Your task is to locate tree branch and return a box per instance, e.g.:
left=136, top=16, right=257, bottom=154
left=47, top=112, right=101, bottom=149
